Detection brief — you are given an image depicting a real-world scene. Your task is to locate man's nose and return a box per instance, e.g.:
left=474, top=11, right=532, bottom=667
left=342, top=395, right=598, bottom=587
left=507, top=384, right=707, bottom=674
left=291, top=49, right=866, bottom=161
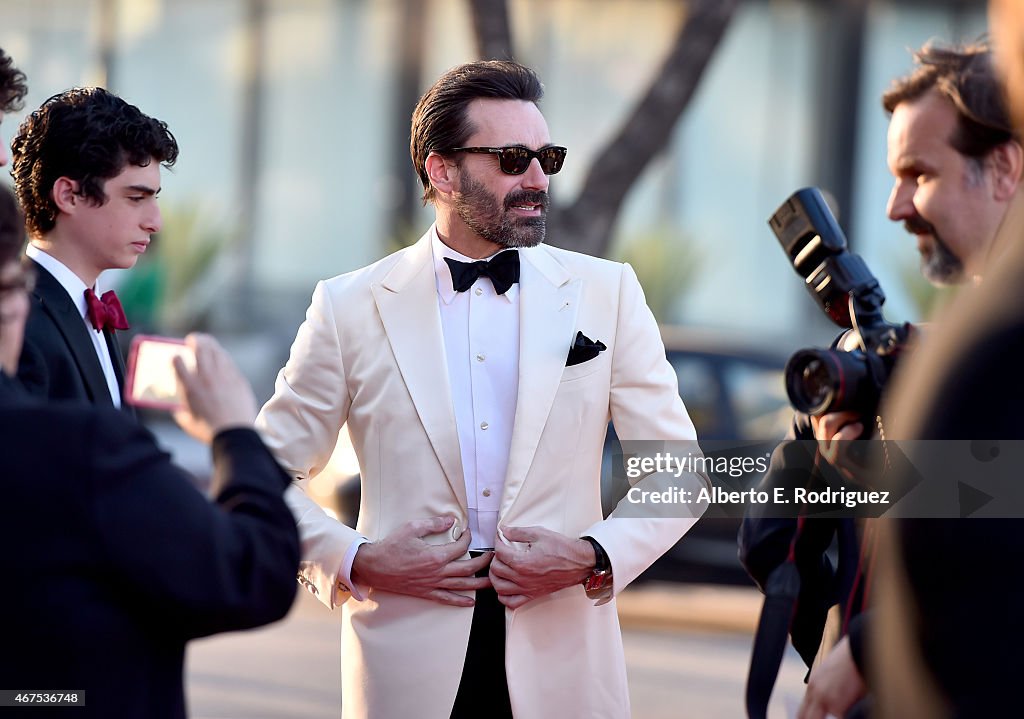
left=520, top=158, right=549, bottom=192
left=143, top=204, right=162, bottom=234
left=887, top=179, right=915, bottom=222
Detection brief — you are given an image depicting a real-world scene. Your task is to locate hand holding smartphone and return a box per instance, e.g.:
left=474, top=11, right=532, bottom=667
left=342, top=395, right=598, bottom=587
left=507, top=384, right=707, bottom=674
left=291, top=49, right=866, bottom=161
left=125, top=335, right=197, bottom=411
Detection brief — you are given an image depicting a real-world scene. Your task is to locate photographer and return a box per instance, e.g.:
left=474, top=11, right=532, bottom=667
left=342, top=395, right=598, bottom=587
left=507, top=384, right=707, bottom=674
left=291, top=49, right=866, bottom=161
left=740, top=41, right=1022, bottom=719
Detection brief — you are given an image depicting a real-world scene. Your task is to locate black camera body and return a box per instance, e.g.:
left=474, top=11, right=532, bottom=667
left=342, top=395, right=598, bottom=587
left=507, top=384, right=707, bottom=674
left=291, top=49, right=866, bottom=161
left=768, top=187, right=914, bottom=417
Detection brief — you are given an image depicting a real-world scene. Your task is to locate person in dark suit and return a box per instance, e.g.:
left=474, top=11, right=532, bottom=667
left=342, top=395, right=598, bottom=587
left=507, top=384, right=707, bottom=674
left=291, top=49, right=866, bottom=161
left=9, top=78, right=178, bottom=407
left=0, top=168, right=301, bottom=716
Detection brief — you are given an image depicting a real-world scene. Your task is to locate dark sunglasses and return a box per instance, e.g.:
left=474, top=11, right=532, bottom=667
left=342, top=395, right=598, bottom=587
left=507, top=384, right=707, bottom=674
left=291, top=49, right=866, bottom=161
left=448, top=145, right=567, bottom=175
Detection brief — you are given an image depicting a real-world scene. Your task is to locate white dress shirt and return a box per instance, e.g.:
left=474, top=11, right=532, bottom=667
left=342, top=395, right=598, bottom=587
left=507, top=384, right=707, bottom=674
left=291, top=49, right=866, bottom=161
left=26, top=244, right=122, bottom=406
left=431, top=228, right=520, bottom=549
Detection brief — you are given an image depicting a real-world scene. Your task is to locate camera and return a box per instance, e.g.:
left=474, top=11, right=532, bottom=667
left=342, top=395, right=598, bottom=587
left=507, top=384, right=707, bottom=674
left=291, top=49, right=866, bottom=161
left=768, top=188, right=914, bottom=417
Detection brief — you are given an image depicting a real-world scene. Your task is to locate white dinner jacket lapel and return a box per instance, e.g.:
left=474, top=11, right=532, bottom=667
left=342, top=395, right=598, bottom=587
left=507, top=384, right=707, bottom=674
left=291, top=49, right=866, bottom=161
left=371, top=234, right=468, bottom=510
left=500, top=246, right=582, bottom=516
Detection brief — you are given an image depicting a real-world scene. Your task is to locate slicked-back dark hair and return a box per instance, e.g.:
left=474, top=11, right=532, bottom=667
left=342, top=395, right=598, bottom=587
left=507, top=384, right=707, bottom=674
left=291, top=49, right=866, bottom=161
left=0, top=48, right=28, bottom=114
left=882, top=41, right=1016, bottom=161
left=11, top=87, right=179, bottom=237
left=410, top=60, right=543, bottom=204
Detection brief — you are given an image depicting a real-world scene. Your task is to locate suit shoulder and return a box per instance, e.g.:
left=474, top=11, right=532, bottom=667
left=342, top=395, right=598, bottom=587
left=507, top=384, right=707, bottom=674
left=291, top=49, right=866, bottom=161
left=2, top=397, right=134, bottom=445
left=532, top=241, right=626, bottom=276
left=530, top=244, right=633, bottom=290
left=537, top=244, right=625, bottom=273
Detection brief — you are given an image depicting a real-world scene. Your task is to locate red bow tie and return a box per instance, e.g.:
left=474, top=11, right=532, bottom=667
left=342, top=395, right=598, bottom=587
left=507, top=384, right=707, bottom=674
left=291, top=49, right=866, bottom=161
left=84, top=288, right=129, bottom=332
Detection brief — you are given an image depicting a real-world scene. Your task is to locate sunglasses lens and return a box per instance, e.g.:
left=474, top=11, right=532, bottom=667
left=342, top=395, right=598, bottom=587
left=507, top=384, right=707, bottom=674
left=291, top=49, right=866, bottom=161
left=499, top=148, right=531, bottom=175
left=538, top=148, right=566, bottom=175
left=492, top=146, right=566, bottom=175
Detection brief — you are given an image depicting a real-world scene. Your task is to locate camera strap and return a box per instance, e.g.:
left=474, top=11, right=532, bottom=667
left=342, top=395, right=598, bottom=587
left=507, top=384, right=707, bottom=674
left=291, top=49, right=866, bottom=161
left=744, top=516, right=805, bottom=719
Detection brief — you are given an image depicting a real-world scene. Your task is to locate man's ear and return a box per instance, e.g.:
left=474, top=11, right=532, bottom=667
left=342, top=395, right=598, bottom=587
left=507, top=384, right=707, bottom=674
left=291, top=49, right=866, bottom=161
left=990, top=140, right=1024, bottom=201
left=425, top=152, right=456, bottom=196
left=51, top=177, right=81, bottom=215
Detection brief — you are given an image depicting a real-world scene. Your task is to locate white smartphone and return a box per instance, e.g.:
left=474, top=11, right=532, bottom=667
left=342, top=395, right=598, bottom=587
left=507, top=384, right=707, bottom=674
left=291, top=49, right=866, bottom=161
left=125, top=335, right=196, bottom=411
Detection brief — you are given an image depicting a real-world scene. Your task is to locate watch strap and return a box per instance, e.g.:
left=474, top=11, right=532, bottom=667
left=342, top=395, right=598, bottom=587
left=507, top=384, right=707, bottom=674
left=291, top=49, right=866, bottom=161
left=582, top=536, right=611, bottom=573
left=580, top=536, right=613, bottom=601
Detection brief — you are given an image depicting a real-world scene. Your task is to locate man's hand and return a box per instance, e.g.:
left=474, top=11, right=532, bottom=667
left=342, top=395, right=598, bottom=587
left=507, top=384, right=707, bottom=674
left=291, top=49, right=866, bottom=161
left=351, top=516, right=492, bottom=607
left=490, top=526, right=595, bottom=609
left=811, top=411, right=864, bottom=445
left=811, top=411, right=867, bottom=483
left=172, top=333, right=258, bottom=444
left=797, top=636, right=867, bottom=719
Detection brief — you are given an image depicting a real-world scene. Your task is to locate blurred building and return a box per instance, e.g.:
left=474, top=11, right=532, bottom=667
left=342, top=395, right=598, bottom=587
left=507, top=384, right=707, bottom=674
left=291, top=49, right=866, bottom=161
left=0, top=0, right=986, bottom=353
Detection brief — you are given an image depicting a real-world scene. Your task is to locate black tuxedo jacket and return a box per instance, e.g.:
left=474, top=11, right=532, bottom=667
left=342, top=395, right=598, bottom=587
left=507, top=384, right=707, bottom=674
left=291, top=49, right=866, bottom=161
left=0, top=376, right=300, bottom=718
left=18, top=259, right=128, bottom=406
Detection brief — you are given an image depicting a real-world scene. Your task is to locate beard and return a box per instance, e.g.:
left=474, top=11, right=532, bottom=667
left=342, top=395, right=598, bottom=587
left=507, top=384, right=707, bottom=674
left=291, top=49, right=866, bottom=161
left=904, top=215, right=966, bottom=285
left=453, top=170, right=549, bottom=249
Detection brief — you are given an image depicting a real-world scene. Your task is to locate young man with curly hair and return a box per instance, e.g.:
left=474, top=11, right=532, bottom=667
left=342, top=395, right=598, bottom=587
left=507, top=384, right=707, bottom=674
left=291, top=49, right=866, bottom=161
left=10, top=84, right=178, bottom=406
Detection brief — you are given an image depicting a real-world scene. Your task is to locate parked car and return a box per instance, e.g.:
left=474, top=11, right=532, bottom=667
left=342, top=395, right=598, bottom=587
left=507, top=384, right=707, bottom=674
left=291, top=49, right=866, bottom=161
left=328, top=326, right=792, bottom=585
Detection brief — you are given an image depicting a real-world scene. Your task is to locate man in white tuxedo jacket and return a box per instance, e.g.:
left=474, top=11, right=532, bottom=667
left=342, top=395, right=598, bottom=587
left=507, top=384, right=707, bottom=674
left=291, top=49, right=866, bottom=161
left=257, top=60, right=709, bottom=719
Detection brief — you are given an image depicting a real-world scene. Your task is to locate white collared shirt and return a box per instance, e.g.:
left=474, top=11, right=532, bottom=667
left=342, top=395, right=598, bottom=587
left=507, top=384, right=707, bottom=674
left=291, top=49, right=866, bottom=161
left=26, top=244, right=122, bottom=406
left=431, top=228, right=520, bottom=550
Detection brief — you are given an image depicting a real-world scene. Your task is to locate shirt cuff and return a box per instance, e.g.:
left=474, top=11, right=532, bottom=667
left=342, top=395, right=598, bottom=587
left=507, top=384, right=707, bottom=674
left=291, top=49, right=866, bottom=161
left=337, top=536, right=370, bottom=603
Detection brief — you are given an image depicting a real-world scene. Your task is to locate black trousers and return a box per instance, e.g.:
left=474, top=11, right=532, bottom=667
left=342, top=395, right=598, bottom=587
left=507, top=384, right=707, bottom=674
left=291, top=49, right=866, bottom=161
left=449, top=553, right=513, bottom=719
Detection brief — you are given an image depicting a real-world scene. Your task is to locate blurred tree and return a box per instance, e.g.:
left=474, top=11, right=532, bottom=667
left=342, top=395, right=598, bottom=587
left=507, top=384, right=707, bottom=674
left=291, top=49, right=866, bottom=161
left=471, top=0, right=514, bottom=60
left=389, top=0, right=428, bottom=244
left=468, top=0, right=739, bottom=258
left=233, top=0, right=268, bottom=327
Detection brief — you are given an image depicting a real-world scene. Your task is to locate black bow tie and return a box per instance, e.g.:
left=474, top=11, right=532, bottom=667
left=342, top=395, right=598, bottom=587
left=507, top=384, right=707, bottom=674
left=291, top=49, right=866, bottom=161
left=444, top=250, right=520, bottom=295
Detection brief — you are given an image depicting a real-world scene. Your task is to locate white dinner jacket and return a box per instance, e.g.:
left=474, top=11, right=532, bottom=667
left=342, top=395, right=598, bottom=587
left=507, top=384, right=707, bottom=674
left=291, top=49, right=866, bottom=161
left=256, top=229, right=708, bottom=718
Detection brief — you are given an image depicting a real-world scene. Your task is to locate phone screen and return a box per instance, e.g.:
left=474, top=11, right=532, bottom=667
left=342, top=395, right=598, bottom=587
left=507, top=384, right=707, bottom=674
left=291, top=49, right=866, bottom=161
left=125, top=335, right=196, bottom=410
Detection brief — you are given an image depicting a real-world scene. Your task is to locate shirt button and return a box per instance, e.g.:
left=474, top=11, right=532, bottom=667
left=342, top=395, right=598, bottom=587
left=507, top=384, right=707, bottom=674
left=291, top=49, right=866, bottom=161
left=474, top=287, right=483, bottom=296
left=482, top=488, right=492, bottom=497
left=480, top=421, right=489, bottom=430
left=476, top=353, right=486, bottom=362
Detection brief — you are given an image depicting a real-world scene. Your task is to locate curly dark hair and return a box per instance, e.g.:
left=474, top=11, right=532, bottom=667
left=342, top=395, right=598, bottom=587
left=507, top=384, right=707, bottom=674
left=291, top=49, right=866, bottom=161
left=11, top=87, right=179, bottom=238
left=882, top=41, right=1016, bottom=161
left=0, top=48, right=28, bottom=114
left=410, top=60, right=543, bottom=204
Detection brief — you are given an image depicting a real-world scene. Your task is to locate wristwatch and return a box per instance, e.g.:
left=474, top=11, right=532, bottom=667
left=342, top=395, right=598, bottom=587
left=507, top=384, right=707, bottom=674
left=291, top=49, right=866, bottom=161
left=581, top=536, right=613, bottom=597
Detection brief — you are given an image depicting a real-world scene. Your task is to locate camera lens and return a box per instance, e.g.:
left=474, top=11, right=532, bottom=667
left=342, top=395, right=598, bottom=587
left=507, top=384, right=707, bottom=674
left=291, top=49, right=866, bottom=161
left=801, top=359, right=832, bottom=408
left=785, top=350, right=841, bottom=415
left=784, top=347, right=890, bottom=417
